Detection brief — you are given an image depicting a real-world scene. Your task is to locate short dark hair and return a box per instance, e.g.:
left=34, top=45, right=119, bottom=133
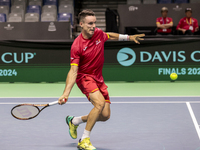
left=78, top=9, right=95, bottom=23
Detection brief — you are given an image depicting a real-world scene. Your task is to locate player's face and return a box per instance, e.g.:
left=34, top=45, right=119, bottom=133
left=161, top=11, right=168, bottom=18
left=80, top=16, right=96, bottom=38
left=185, top=11, right=192, bottom=18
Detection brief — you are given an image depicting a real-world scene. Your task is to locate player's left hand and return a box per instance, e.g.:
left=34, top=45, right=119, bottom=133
left=129, top=34, right=145, bottom=44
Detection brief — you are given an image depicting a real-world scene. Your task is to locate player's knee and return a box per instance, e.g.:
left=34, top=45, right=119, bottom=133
left=95, top=100, right=105, bottom=114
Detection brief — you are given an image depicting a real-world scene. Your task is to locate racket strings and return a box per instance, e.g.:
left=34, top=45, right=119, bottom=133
left=11, top=105, right=40, bottom=120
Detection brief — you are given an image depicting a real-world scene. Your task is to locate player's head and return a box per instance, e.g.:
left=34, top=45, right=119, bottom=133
left=78, top=9, right=96, bottom=38
left=161, top=7, right=168, bottom=18
left=185, top=8, right=192, bottom=18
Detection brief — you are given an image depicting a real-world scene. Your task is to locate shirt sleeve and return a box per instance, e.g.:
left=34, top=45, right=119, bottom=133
left=169, top=18, right=173, bottom=24
left=194, top=19, right=199, bottom=29
left=70, top=46, right=80, bottom=66
left=176, top=19, right=182, bottom=30
left=103, top=31, right=109, bottom=42
left=156, top=18, right=160, bottom=24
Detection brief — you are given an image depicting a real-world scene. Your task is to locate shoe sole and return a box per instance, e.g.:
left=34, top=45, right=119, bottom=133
left=77, top=146, right=83, bottom=150
left=77, top=145, right=96, bottom=150
left=66, top=116, right=76, bottom=139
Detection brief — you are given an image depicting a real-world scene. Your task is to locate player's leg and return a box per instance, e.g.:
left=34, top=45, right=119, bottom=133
left=80, top=102, right=110, bottom=122
left=66, top=115, right=80, bottom=139
left=74, top=82, right=110, bottom=123
left=97, top=102, right=110, bottom=121
left=66, top=90, right=105, bottom=139
left=84, top=90, right=105, bottom=133
left=77, top=90, right=105, bottom=150
left=66, top=76, right=92, bottom=140
left=96, top=83, right=111, bottom=122
left=67, top=76, right=110, bottom=149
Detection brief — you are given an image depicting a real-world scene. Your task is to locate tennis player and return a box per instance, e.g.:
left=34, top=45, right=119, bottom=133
left=58, top=9, right=145, bottom=150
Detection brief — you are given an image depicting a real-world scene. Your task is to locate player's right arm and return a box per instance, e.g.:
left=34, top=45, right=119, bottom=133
left=194, top=19, right=199, bottom=32
left=156, top=18, right=165, bottom=29
left=58, top=43, right=80, bottom=105
left=176, top=19, right=186, bottom=33
left=156, top=18, right=173, bottom=29
left=58, top=65, right=78, bottom=105
left=163, top=22, right=173, bottom=28
left=156, top=22, right=165, bottom=29
left=177, top=28, right=186, bottom=34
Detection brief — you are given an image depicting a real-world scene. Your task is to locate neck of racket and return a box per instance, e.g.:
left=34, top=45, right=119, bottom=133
left=49, top=101, right=59, bottom=106
left=33, top=101, right=58, bottom=107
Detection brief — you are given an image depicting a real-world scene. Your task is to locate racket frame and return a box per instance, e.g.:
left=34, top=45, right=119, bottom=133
left=11, top=101, right=58, bottom=120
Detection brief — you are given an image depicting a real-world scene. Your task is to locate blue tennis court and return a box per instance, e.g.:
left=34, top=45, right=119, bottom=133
left=1, top=97, right=200, bottom=150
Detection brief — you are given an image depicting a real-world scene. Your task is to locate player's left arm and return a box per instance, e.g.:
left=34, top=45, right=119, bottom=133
left=163, top=22, right=173, bottom=28
left=106, top=32, right=145, bottom=44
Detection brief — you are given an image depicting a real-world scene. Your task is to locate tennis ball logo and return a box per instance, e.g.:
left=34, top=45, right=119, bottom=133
left=117, top=48, right=136, bottom=66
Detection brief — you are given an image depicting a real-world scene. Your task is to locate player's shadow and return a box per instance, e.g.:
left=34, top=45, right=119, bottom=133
left=60, top=143, right=77, bottom=147
left=96, top=148, right=112, bottom=150
left=60, top=143, right=112, bottom=150
left=60, top=143, right=111, bottom=150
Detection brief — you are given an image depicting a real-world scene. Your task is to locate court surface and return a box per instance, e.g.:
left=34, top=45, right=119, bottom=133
left=1, top=96, right=200, bottom=150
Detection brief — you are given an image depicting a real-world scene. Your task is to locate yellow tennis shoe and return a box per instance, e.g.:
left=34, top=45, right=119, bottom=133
left=66, top=116, right=78, bottom=139
left=77, top=138, right=96, bottom=150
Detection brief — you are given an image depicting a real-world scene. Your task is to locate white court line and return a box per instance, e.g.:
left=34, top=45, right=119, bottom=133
left=0, top=96, right=200, bottom=99
left=186, top=102, right=200, bottom=141
left=1, top=101, right=200, bottom=105
left=0, top=102, right=89, bottom=105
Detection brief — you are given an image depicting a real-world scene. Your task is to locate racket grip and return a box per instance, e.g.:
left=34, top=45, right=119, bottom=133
left=49, top=101, right=59, bottom=106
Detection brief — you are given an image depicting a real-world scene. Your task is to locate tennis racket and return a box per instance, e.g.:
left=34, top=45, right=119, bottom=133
left=11, top=99, right=66, bottom=120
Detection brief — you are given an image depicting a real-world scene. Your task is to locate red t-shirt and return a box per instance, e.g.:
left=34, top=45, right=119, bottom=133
left=156, top=17, right=173, bottom=33
left=176, top=17, right=199, bottom=33
left=70, top=28, right=109, bottom=83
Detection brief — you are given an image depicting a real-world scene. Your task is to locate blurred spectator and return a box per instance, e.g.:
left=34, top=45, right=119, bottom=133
left=176, top=8, right=199, bottom=35
left=156, top=7, right=173, bottom=35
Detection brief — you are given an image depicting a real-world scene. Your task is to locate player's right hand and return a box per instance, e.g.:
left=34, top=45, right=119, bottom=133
left=58, top=95, right=68, bottom=105
left=182, top=29, right=186, bottom=34
left=195, top=27, right=199, bottom=32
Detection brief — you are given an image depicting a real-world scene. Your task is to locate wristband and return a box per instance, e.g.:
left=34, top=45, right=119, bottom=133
left=119, top=34, right=129, bottom=41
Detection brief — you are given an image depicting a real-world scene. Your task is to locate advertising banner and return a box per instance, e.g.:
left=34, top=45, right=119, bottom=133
left=0, top=38, right=199, bottom=82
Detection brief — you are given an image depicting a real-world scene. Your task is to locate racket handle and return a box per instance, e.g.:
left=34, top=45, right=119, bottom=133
left=49, top=101, right=59, bottom=106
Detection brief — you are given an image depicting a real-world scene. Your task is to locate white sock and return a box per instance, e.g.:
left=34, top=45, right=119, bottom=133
left=72, top=116, right=83, bottom=126
left=81, top=129, right=91, bottom=141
